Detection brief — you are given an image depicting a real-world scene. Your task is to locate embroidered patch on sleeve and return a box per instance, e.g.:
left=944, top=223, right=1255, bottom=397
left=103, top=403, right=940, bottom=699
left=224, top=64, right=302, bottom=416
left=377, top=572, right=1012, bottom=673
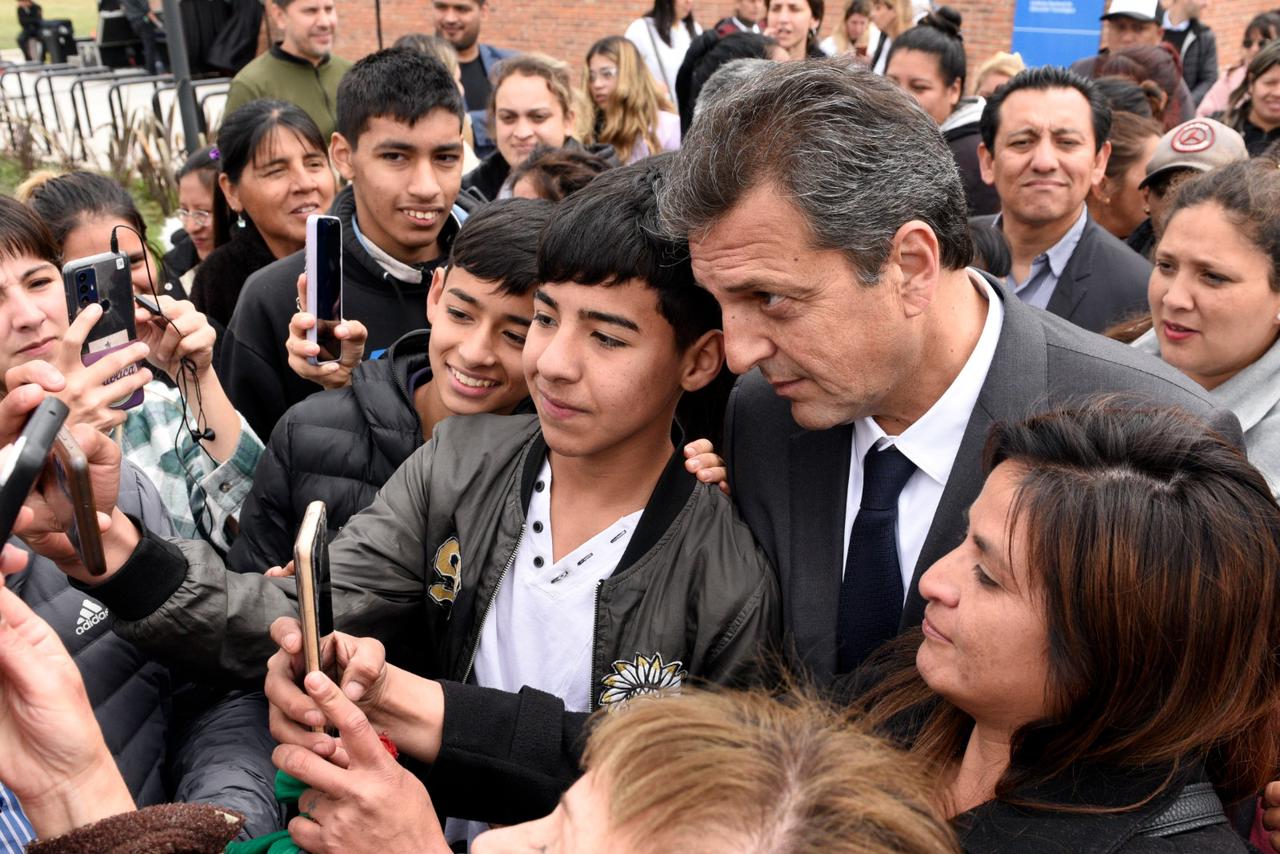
left=598, top=652, right=687, bottom=708
left=428, top=537, right=461, bottom=606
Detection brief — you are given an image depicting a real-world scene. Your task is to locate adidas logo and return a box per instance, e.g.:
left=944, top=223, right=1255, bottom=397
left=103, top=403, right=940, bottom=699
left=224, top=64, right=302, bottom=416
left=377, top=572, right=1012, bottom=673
left=75, top=599, right=108, bottom=636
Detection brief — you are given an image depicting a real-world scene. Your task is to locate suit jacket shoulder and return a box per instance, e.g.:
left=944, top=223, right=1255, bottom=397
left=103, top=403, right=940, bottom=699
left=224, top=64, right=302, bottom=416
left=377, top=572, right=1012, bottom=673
left=1048, top=216, right=1151, bottom=334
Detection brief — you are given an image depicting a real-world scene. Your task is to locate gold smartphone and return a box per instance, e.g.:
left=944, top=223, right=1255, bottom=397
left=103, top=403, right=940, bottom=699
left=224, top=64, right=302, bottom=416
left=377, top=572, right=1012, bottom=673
left=293, top=500, right=334, bottom=731
left=45, top=426, right=107, bottom=577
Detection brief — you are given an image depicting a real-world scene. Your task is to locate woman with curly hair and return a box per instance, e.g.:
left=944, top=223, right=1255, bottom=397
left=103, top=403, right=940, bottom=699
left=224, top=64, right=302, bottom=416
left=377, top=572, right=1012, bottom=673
left=584, top=36, right=680, bottom=165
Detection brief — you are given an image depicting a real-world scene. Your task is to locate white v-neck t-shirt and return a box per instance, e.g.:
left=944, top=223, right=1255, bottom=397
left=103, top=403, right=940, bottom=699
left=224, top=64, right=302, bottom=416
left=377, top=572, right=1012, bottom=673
left=472, top=459, right=643, bottom=713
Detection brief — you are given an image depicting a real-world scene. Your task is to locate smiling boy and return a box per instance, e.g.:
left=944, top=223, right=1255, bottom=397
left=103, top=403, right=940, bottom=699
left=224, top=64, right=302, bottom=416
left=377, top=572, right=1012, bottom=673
left=222, top=48, right=480, bottom=439
left=228, top=199, right=547, bottom=574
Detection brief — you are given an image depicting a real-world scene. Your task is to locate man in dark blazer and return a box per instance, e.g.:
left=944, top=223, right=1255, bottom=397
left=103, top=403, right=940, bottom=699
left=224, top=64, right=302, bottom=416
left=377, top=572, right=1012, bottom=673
left=665, top=61, right=1235, bottom=683
left=976, top=66, right=1152, bottom=335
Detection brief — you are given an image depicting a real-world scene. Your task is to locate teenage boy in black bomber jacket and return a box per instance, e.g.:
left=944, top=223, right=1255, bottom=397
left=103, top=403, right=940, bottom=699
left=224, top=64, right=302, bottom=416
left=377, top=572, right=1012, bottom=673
left=16, top=158, right=781, bottom=851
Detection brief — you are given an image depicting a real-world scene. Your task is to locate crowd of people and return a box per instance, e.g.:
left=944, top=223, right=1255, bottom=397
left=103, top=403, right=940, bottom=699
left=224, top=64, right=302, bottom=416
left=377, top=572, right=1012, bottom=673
left=2, top=0, right=1280, bottom=852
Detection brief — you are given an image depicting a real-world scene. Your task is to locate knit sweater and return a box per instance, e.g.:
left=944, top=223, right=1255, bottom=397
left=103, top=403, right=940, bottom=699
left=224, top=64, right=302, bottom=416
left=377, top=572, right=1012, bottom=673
left=224, top=44, right=351, bottom=138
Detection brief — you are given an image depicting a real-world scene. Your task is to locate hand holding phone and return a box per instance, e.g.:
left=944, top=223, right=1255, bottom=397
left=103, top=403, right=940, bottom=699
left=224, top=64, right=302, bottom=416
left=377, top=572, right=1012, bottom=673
left=44, top=427, right=107, bottom=577
left=305, top=215, right=344, bottom=366
left=293, top=500, right=334, bottom=731
left=0, top=398, right=68, bottom=544
left=63, top=251, right=144, bottom=410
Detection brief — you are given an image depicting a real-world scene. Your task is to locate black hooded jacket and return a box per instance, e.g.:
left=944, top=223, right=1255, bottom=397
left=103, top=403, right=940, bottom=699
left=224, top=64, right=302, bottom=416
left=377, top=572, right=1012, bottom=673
left=219, top=184, right=475, bottom=440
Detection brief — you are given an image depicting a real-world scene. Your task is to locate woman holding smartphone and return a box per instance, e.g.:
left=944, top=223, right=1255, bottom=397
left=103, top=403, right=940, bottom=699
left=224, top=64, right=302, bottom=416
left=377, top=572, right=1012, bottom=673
left=12, top=181, right=262, bottom=552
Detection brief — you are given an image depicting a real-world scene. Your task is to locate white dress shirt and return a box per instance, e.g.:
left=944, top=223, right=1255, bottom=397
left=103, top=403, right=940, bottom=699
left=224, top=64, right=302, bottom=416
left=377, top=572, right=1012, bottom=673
left=842, top=272, right=1005, bottom=593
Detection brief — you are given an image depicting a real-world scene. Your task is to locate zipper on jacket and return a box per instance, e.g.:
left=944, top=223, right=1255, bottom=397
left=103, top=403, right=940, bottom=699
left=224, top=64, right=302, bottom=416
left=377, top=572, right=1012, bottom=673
left=587, top=579, right=603, bottom=712
left=461, top=525, right=524, bottom=684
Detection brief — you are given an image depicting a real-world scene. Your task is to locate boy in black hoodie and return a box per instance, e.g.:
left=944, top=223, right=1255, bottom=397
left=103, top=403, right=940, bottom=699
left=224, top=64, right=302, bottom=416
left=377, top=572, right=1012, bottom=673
left=228, top=199, right=549, bottom=574
left=221, top=47, right=479, bottom=440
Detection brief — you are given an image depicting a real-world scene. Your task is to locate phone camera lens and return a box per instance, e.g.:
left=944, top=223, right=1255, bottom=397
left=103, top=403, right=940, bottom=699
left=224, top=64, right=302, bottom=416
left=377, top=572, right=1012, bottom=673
left=77, top=271, right=87, bottom=282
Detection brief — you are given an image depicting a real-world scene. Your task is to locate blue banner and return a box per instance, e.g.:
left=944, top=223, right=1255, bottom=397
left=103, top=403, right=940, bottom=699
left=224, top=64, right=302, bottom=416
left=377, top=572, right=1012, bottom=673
left=1011, top=0, right=1106, bottom=69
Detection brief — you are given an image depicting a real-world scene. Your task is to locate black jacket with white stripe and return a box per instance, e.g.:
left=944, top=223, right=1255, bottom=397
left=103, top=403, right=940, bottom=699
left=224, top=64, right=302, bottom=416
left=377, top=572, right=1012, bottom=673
left=4, top=460, right=282, bottom=838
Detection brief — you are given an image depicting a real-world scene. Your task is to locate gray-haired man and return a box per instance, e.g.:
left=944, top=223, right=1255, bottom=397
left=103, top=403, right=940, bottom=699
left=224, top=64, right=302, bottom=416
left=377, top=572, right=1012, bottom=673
left=659, top=58, right=1235, bottom=681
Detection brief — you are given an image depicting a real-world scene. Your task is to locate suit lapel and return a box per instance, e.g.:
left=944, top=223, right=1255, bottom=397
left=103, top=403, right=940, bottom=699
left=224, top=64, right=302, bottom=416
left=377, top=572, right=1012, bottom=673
left=787, top=424, right=852, bottom=679
left=902, top=277, right=1049, bottom=627
left=1044, top=219, right=1095, bottom=324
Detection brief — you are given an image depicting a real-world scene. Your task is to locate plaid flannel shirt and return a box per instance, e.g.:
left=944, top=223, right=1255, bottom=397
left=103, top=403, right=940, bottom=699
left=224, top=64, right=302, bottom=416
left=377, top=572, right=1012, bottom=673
left=117, top=381, right=262, bottom=552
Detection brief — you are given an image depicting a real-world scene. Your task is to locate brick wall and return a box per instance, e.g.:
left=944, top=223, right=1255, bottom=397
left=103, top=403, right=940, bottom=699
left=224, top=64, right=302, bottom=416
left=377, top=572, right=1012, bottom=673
left=325, top=0, right=1274, bottom=86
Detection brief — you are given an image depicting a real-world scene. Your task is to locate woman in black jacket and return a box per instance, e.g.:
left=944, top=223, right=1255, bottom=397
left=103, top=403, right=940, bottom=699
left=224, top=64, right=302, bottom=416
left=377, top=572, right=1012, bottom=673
left=852, top=399, right=1277, bottom=853
left=190, top=100, right=336, bottom=332
left=885, top=9, right=1001, bottom=216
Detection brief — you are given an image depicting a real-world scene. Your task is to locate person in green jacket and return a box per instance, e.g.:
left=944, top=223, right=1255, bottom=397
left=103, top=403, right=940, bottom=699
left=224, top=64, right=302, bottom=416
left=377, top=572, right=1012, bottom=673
left=224, top=0, right=352, bottom=140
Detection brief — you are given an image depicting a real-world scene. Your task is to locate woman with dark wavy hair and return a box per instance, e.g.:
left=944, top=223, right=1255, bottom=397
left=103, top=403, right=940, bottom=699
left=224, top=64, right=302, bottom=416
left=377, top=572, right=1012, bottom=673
left=854, top=398, right=1280, bottom=852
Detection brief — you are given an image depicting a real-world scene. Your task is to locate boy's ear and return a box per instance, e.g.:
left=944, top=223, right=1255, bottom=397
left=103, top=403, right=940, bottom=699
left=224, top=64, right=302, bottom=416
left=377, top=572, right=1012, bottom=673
left=679, top=329, right=725, bottom=393
left=426, top=266, right=447, bottom=324
left=329, top=132, right=357, bottom=182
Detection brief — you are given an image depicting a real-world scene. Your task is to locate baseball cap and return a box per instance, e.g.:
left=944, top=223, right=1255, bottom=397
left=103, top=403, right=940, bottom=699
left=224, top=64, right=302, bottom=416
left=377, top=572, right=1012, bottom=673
left=1100, top=0, right=1160, bottom=22
left=1139, top=118, right=1249, bottom=190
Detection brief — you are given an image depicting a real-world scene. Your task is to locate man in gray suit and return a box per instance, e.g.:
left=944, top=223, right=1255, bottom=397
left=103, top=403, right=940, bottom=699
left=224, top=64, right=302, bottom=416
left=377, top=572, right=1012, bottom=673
left=974, top=66, right=1152, bottom=335
left=662, top=59, right=1235, bottom=682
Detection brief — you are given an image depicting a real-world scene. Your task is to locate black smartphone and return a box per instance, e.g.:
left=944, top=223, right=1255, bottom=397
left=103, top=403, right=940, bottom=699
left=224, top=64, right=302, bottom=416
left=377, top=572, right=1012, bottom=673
left=293, top=500, right=334, bottom=730
left=0, top=397, right=68, bottom=543
left=44, top=427, right=107, bottom=577
left=63, top=251, right=144, bottom=410
left=305, top=215, right=343, bottom=366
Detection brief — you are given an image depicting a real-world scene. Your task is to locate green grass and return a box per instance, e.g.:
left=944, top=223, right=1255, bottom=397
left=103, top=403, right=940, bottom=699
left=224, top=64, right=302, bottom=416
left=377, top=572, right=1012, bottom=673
left=4, top=0, right=98, bottom=56
left=0, top=154, right=168, bottom=237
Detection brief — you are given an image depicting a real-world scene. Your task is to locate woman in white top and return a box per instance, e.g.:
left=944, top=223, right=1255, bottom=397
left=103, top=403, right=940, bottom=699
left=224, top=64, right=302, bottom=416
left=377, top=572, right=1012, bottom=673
left=585, top=36, right=681, bottom=164
left=868, top=0, right=912, bottom=74
left=625, top=0, right=702, bottom=107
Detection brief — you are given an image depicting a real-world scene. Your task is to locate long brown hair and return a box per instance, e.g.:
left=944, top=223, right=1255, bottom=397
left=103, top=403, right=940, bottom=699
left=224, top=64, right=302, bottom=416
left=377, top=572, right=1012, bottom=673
left=863, top=398, right=1280, bottom=810
left=584, top=36, right=669, bottom=164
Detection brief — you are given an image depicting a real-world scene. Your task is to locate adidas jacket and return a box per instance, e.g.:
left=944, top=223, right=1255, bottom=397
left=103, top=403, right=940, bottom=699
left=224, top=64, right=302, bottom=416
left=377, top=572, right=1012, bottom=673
left=5, top=460, right=282, bottom=837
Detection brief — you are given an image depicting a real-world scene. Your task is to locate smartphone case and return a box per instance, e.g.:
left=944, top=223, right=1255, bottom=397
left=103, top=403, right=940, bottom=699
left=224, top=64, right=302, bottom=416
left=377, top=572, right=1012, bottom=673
left=63, top=251, right=144, bottom=410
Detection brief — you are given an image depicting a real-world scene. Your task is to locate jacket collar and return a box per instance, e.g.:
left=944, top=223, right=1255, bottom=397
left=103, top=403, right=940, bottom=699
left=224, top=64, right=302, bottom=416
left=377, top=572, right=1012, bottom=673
left=956, top=762, right=1200, bottom=854
left=269, top=42, right=330, bottom=68
left=518, top=427, right=695, bottom=577
left=902, top=272, right=1047, bottom=626
left=330, top=184, right=465, bottom=288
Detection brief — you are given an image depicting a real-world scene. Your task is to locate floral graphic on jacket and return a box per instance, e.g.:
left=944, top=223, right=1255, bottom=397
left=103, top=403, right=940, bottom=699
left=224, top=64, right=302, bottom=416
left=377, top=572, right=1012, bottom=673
left=598, top=653, right=687, bottom=708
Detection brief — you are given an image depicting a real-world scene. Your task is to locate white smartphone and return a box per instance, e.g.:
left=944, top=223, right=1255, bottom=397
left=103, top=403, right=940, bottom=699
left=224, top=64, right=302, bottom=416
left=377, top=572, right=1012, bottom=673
left=305, top=214, right=343, bottom=366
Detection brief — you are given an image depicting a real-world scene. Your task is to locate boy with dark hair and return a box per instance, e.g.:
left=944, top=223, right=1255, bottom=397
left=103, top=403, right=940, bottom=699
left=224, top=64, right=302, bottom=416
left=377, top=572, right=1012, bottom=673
left=222, top=47, right=478, bottom=439
left=228, top=198, right=548, bottom=573
left=25, top=158, right=779, bottom=739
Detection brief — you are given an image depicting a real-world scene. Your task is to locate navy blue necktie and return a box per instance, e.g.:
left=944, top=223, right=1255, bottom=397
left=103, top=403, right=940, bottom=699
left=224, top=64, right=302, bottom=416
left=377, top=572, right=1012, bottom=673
left=836, top=444, right=916, bottom=673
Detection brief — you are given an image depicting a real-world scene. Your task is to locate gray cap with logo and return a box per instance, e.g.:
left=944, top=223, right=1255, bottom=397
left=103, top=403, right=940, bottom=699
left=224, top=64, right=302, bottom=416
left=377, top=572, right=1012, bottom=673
left=1139, top=118, right=1250, bottom=190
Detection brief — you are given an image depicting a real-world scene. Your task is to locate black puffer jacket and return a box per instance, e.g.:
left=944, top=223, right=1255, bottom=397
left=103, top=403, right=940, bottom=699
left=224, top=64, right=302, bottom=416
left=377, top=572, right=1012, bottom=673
left=228, top=329, right=431, bottom=573
left=220, top=185, right=477, bottom=440
left=7, top=461, right=281, bottom=838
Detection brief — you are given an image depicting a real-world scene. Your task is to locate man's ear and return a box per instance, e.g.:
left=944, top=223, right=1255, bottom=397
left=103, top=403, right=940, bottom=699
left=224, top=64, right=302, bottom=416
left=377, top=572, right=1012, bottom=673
left=890, top=220, right=942, bottom=318
left=977, top=141, right=996, bottom=186
left=679, top=329, right=725, bottom=393
left=329, top=132, right=357, bottom=183
left=426, top=266, right=447, bottom=325
left=1091, top=139, right=1113, bottom=188
left=218, top=172, right=241, bottom=213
